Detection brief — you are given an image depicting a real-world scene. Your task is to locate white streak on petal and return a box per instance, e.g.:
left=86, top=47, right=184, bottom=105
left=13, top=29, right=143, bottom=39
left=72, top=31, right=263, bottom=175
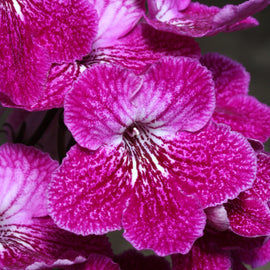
left=131, top=157, right=138, bottom=187
left=12, top=0, right=24, bottom=21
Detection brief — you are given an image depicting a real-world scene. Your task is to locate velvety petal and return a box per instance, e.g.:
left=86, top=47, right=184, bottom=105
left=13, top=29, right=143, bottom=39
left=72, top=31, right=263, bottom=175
left=27, top=256, right=87, bottom=270
left=147, top=0, right=191, bottom=20
left=64, top=64, right=142, bottom=150
left=200, top=53, right=250, bottom=102
left=171, top=238, right=231, bottom=270
left=230, top=255, right=249, bottom=270
left=48, top=144, right=133, bottom=235
left=29, top=62, right=81, bottom=111
left=0, top=4, right=50, bottom=106
left=114, top=249, right=171, bottom=270
left=144, top=1, right=261, bottom=37
left=211, top=0, right=269, bottom=31
left=0, top=144, right=112, bottom=269
left=132, top=57, right=215, bottom=133
left=91, top=0, right=145, bottom=48
left=243, top=152, right=270, bottom=202
left=205, top=229, right=266, bottom=251
left=61, top=254, right=120, bottom=270
left=85, top=22, right=201, bottom=75
left=0, top=217, right=112, bottom=270
left=122, top=182, right=206, bottom=256
left=239, top=237, right=270, bottom=268
left=156, top=122, right=257, bottom=208
left=0, top=143, right=58, bottom=221
left=80, top=254, right=120, bottom=270
left=213, top=95, right=270, bottom=142
left=225, top=196, right=270, bottom=237
left=23, top=0, right=98, bottom=62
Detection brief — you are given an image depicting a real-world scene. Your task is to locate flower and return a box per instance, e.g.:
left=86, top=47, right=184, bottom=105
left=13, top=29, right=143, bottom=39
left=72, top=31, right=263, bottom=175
left=144, top=0, right=270, bottom=37
left=200, top=52, right=270, bottom=142
left=0, top=0, right=98, bottom=107
left=171, top=228, right=267, bottom=270
left=1, top=0, right=201, bottom=111
left=48, top=57, right=257, bottom=256
left=224, top=152, right=270, bottom=237
left=0, top=143, right=112, bottom=269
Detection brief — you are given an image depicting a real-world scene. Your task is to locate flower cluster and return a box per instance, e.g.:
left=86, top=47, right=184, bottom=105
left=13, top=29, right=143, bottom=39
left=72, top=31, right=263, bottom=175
left=1, top=0, right=270, bottom=269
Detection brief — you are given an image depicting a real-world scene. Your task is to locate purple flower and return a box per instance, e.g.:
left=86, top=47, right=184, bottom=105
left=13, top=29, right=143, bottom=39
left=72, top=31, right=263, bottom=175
left=238, top=236, right=270, bottom=268
left=145, top=0, right=270, bottom=37
left=171, top=229, right=267, bottom=270
left=0, top=143, right=112, bottom=269
left=1, top=0, right=200, bottom=111
left=0, top=0, right=98, bottom=107
left=33, top=253, right=121, bottom=270
left=224, top=152, right=270, bottom=237
left=48, top=57, right=257, bottom=256
left=201, top=53, right=270, bottom=142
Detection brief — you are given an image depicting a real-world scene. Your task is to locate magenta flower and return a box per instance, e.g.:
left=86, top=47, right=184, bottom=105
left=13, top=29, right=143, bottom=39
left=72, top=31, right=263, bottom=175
left=34, top=253, right=121, bottom=270
left=0, top=143, right=112, bottom=269
left=0, top=0, right=98, bottom=107
left=145, top=0, right=270, bottom=37
left=224, top=152, right=270, bottom=237
left=48, top=57, right=257, bottom=256
left=238, top=236, right=270, bottom=269
left=1, top=0, right=200, bottom=111
left=171, top=228, right=267, bottom=270
left=201, top=53, right=270, bottom=143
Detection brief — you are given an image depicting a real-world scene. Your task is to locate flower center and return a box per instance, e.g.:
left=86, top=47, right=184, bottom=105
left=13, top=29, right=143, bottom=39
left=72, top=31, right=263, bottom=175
left=123, top=123, right=168, bottom=186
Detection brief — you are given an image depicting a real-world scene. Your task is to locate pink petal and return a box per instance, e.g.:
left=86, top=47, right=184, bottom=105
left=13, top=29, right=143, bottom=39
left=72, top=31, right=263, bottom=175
left=225, top=196, right=270, bottom=237
left=65, top=57, right=215, bottom=149
left=1, top=62, right=81, bottom=111
left=29, top=62, right=81, bottom=111
left=71, top=254, right=120, bottom=270
left=1, top=217, right=112, bottom=269
left=0, top=143, right=58, bottom=222
left=23, top=0, right=98, bottom=62
left=144, top=1, right=262, bottom=37
left=0, top=4, right=50, bottom=106
left=213, top=95, right=270, bottom=142
left=171, top=238, right=231, bottom=270
left=243, top=152, right=270, bottom=202
left=239, top=237, right=270, bottom=268
left=200, top=53, right=250, bottom=102
left=122, top=183, right=206, bottom=256
left=158, top=122, right=257, bottom=208
left=114, top=249, right=171, bottom=270
left=48, top=144, right=133, bottom=235
left=0, top=144, right=112, bottom=269
left=64, top=64, right=142, bottom=150
left=91, top=0, right=145, bottom=48
left=85, top=22, right=201, bottom=75
left=147, top=0, right=191, bottom=20
left=132, top=57, right=215, bottom=133
left=211, top=0, right=269, bottom=30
